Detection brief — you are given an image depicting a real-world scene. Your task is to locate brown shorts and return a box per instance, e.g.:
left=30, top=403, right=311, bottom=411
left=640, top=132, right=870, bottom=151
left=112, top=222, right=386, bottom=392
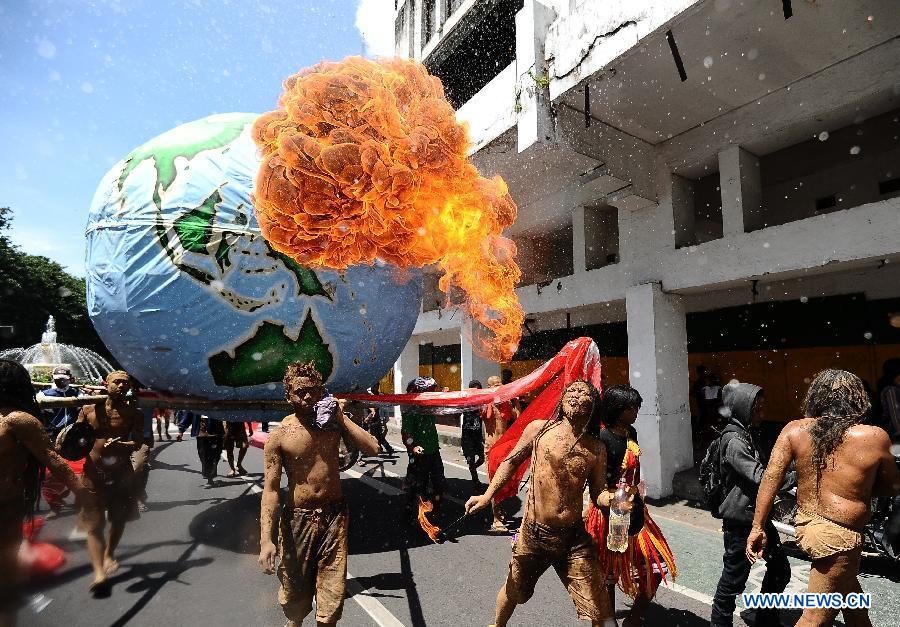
left=506, top=518, right=613, bottom=622
left=795, top=508, right=862, bottom=560
left=78, top=462, right=140, bottom=529
left=223, top=422, right=249, bottom=447
left=278, top=501, right=348, bottom=624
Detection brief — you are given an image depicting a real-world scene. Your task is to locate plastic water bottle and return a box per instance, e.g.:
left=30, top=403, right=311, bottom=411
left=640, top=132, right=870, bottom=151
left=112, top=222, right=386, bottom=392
left=606, top=478, right=630, bottom=553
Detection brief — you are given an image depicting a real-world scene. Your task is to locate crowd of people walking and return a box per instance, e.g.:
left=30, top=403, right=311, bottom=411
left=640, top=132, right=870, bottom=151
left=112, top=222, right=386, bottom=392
left=0, top=354, right=898, bottom=626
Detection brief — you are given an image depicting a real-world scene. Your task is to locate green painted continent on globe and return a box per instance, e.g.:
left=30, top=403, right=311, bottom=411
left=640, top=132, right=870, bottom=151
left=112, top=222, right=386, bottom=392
left=208, top=312, right=334, bottom=387
left=116, top=113, right=335, bottom=386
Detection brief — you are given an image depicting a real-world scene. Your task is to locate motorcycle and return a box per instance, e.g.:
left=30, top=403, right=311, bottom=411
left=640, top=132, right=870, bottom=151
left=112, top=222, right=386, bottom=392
left=770, top=445, right=900, bottom=563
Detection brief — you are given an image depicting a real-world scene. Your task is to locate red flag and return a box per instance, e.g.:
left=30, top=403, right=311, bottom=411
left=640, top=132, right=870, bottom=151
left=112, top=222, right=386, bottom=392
left=345, top=337, right=603, bottom=502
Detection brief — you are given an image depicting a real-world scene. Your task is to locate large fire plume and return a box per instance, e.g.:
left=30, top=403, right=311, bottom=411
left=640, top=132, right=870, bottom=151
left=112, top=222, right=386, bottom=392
left=252, top=56, right=524, bottom=360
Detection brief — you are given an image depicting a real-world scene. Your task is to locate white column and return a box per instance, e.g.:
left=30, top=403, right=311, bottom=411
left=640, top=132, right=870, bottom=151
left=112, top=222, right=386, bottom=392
left=459, top=320, right=499, bottom=388
left=572, top=205, right=587, bottom=274
left=671, top=174, right=696, bottom=248
left=719, top=145, right=761, bottom=235
left=625, top=282, right=693, bottom=499
left=516, top=0, right=557, bottom=151
left=393, top=337, right=420, bottom=426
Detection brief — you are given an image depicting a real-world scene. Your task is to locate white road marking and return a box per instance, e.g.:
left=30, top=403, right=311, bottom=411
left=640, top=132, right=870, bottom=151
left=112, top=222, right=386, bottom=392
left=68, top=526, right=87, bottom=541
left=350, top=466, right=468, bottom=507
left=386, top=439, right=487, bottom=477
left=667, top=581, right=716, bottom=606
left=342, top=468, right=404, bottom=496
left=346, top=574, right=407, bottom=627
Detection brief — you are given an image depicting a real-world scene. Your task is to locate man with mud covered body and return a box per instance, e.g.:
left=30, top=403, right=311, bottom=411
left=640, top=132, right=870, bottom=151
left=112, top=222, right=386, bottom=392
left=77, top=370, right=145, bottom=593
left=750, top=369, right=900, bottom=627
left=258, top=361, right=379, bottom=626
left=0, top=359, right=90, bottom=621
left=466, top=380, right=616, bottom=627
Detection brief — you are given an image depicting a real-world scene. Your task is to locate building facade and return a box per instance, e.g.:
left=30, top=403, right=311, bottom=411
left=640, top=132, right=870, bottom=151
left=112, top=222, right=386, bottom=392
left=390, top=0, right=900, bottom=497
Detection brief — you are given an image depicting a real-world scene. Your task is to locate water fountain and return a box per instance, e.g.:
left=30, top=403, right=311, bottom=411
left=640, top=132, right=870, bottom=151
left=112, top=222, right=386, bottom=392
left=0, top=316, right=114, bottom=382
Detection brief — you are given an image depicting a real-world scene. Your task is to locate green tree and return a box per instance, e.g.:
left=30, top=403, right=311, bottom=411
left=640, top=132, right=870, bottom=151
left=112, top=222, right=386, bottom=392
left=0, top=206, right=112, bottom=360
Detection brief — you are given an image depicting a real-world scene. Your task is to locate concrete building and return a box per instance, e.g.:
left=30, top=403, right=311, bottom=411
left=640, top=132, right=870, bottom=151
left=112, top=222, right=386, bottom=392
left=390, top=0, right=900, bottom=497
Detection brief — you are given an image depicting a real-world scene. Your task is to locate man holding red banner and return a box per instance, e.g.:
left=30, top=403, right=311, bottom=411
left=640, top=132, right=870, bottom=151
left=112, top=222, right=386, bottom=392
left=465, top=380, right=615, bottom=627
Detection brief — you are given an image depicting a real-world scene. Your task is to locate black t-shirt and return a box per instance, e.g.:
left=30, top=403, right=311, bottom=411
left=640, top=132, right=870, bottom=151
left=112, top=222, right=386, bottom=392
left=461, top=409, right=482, bottom=431
left=598, top=425, right=644, bottom=535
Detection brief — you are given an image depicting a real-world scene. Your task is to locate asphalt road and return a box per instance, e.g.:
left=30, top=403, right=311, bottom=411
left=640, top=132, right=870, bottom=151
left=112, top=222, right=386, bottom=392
left=21, top=425, right=900, bottom=626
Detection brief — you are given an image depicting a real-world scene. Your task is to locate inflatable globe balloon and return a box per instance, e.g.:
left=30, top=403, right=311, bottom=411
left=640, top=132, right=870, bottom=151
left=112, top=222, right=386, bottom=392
left=86, top=113, right=423, bottom=399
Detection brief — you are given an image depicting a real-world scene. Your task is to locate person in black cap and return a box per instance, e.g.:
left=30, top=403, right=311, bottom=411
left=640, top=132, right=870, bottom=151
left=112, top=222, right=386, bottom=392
left=37, top=366, right=82, bottom=517
left=402, top=377, right=446, bottom=523
left=460, top=379, right=484, bottom=484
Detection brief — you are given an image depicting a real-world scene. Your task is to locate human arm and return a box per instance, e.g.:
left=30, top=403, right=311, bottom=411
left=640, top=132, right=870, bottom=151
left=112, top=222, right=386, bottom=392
left=465, top=420, right=546, bottom=514
left=588, top=442, right=615, bottom=508
left=872, top=428, right=900, bottom=497
left=747, top=426, right=794, bottom=562
left=258, top=433, right=282, bottom=574
left=338, top=410, right=380, bottom=456
left=10, top=411, right=85, bottom=496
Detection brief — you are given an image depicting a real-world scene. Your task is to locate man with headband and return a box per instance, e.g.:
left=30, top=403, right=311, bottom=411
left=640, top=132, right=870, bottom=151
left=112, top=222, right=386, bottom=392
left=258, top=361, right=379, bottom=626
left=76, top=369, right=145, bottom=595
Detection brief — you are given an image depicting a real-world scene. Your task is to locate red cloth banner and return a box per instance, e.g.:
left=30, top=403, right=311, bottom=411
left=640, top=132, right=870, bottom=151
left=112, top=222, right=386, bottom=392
left=344, top=337, right=603, bottom=502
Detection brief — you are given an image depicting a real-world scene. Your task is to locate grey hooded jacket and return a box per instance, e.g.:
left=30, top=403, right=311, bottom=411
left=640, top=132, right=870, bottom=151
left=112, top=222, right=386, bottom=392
left=717, top=383, right=765, bottom=525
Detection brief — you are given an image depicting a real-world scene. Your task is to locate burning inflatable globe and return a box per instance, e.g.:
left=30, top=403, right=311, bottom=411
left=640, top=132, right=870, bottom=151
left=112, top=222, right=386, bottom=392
left=86, top=113, right=423, bottom=398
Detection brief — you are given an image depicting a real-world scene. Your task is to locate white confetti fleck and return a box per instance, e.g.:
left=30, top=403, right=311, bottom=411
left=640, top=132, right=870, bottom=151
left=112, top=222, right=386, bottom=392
left=849, top=145, right=861, bottom=155
left=817, top=131, right=829, bottom=141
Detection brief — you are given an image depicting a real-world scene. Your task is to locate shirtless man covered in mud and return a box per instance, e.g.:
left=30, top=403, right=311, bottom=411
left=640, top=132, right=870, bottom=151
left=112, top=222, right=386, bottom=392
left=750, top=369, right=900, bottom=627
left=0, top=360, right=89, bottom=622
left=466, top=380, right=615, bottom=627
left=258, top=361, right=379, bottom=626
left=77, top=370, right=145, bottom=594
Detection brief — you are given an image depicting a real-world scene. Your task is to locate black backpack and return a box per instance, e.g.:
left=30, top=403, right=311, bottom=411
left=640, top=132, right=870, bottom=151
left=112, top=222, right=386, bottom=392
left=699, top=431, right=730, bottom=518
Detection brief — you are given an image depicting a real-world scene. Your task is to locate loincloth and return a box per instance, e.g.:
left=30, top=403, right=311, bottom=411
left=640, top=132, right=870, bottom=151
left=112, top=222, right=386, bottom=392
left=506, top=518, right=612, bottom=621
left=79, top=461, right=139, bottom=526
left=277, top=500, right=348, bottom=624
left=795, top=507, right=862, bottom=560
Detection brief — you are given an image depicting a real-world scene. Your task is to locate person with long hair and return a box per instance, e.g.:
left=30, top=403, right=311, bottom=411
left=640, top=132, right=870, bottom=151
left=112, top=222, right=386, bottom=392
left=465, top=380, right=615, bottom=627
left=586, top=385, right=678, bottom=627
left=0, top=360, right=88, bottom=621
left=749, top=369, right=900, bottom=627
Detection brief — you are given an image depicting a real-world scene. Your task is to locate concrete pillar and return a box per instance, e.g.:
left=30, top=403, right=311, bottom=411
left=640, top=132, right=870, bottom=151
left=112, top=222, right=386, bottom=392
left=459, top=320, right=499, bottom=388
left=719, top=145, right=762, bottom=235
left=671, top=174, right=696, bottom=248
left=393, top=337, right=420, bottom=426
left=572, top=205, right=587, bottom=274
left=516, top=0, right=557, bottom=151
left=625, top=282, right=693, bottom=498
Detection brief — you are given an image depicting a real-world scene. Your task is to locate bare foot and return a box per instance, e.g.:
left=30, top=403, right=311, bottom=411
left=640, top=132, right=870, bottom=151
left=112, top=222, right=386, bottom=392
left=89, top=574, right=108, bottom=595
left=103, top=557, right=119, bottom=575
left=490, top=521, right=508, bottom=534
left=226, top=469, right=237, bottom=478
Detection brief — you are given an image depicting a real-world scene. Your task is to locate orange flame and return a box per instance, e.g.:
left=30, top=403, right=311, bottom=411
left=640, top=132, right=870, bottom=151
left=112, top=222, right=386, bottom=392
left=252, top=56, right=524, bottom=361
left=417, top=497, right=442, bottom=543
